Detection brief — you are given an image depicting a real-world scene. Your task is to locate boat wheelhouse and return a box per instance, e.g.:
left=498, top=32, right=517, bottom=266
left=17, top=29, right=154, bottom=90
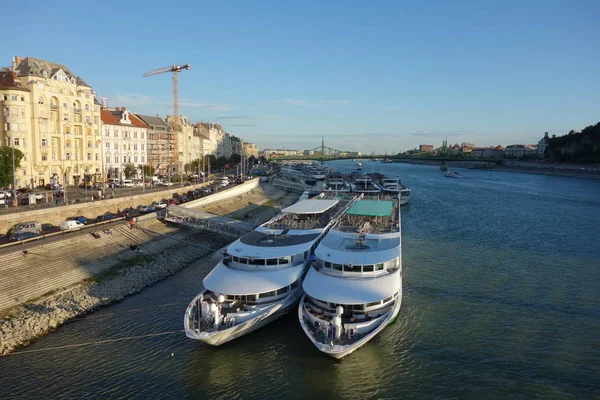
left=378, top=176, right=411, bottom=205
left=349, top=173, right=381, bottom=195
left=323, top=171, right=351, bottom=194
left=299, top=197, right=402, bottom=359
left=184, top=198, right=352, bottom=346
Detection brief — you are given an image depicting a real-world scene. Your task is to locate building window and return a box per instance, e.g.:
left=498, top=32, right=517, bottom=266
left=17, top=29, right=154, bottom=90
left=95, top=153, right=99, bottom=161
left=105, top=129, right=109, bottom=136
left=66, top=141, right=71, bottom=148
left=13, top=138, right=19, bottom=146
left=141, top=156, right=145, bottom=163
left=22, top=168, right=26, bottom=176
left=86, top=116, right=90, bottom=123
left=63, top=102, right=68, bottom=109
left=134, top=131, right=137, bottom=139
left=114, top=143, right=118, bottom=150
left=52, top=153, right=56, bottom=160
left=134, top=144, right=137, bottom=150
left=141, top=144, right=145, bottom=150
left=87, top=142, right=92, bottom=148
left=42, top=155, right=47, bottom=161
left=134, top=156, right=138, bottom=163
left=123, top=156, right=127, bottom=163
left=141, top=132, right=144, bottom=139
left=51, top=139, right=56, bottom=147
left=66, top=153, right=71, bottom=160
left=106, top=156, right=111, bottom=163
left=85, top=104, right=89, bottom=111
left=41, top=139, right=47, bottom=147
left=87, top=153, right=91, bottom=160
left=114, top=131, right=118, bottom=137
left=12, top=95, right=17, bottom=101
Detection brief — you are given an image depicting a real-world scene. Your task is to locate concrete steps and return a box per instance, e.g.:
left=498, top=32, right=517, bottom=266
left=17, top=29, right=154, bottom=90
left=0, top=220, right=187, bottom=313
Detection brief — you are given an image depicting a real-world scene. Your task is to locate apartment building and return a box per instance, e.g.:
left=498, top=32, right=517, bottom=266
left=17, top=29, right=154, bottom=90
left=1, top=56, right=103, bottom=187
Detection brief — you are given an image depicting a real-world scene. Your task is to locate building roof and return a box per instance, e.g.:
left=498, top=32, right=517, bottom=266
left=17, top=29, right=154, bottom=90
left=136, top=114, right=168, bottom=129
left=101, top=108, right=148, bottom=128
left=0, top=70, right=30, bottom=92
left=302, top=267, right=401, bottom=304
left=14, top=57, right=90, bottom=87
left=347, top=200, right=393, bottom=217
left=282, top=199, right=339, bottom=214
left=202, top=261, right=305, bottom=295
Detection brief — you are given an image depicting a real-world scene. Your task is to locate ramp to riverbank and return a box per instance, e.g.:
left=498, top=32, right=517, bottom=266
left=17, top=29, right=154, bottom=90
left=164, top=205, right=253, bottom=238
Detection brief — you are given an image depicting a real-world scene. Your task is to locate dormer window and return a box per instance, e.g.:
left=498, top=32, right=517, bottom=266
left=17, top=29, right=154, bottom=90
left=120, top=110, right=132, bottom=124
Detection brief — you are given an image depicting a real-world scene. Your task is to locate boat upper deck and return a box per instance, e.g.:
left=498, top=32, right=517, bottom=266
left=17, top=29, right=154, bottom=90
left=337, top=198, right=399, bottom=234
left=263, top=199, right=348, bottom=230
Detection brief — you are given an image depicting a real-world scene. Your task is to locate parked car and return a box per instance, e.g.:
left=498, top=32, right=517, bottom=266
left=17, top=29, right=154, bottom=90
left=184, top=182, right=192, bottom=187
left=152, top=202, right=167, bottom=209
left=121, top=208, right=140, bottom=218
left=138, top=205, right=156, bottom=213
left=168, top=198, right=179, bottom=205
left=179, top=195, right=189, bottom=203
left=172, top=193, right=180, bottom=199
left=59, top=220, right=85, bottom=231
left=9, top=231, right=41, bottom=242
left=67, top=216, right=90, bottom=225
left=160, top=181, right=174, bottom=186
left=7, top=221, right=42, bottom=236
left=95, top=213, right=116, bottom=222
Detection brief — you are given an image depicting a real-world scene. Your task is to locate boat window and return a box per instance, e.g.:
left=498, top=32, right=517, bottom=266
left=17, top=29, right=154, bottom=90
left=363, top=265, right=374, bottom=272
left=366, top=301, right=381, bottom=307
left=278, top=257, right=289, bottom=264
left=238, top=258, right=248, bottom=264
left=259, top=290, right=276, bottom=298
left=231, top=256, right=238, bottom=262
left=227, top=295, right=235, bottom=300
left=276, top=286, right=288, bottom=295
left=291, top=280, right=299, bottom=289
left=249, top=258, right=264, bottom=265
left=324, top=261, right=332, bottom=268
left=266, top=258, right=278, bottom=266
left=383, top=296, right=393, bottom=303
left=375, top=263, right=384, bottom=271
left=332, top=264, right=342, bottom=271
left=304, top=251, right=309, bottom=259
left=345, top=265, right=361, bottom=273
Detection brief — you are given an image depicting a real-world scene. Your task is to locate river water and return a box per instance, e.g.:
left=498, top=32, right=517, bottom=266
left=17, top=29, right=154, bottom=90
left=1, top=160, right=599, bottom=399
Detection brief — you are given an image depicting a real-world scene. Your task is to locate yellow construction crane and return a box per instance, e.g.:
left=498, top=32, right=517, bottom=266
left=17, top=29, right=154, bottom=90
left=142, top=64, right=191, bottom=165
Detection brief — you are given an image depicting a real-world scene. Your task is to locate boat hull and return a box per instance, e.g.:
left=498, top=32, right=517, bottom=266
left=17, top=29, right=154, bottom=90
left=185, top=288, right=302, bottom=346
left=298, top=286, right=403, bottom=359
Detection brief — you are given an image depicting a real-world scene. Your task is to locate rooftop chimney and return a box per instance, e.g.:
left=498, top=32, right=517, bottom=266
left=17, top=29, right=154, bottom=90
left=12, top=56, right=23, bottom=71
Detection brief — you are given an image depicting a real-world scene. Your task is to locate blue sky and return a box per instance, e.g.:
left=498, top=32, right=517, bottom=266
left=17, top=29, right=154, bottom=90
left=3, top=0, right=599, bottom=153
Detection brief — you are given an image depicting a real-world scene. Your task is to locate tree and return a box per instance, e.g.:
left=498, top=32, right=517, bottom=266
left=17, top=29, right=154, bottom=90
left=123, top=163, right=137, bottom=179
left=258, top=156, right=267, bottom=164
left=249, top=155, right=257, bottom=165
left=230, top=153, right=241, bottom=164
left=139, top=164, right=155, bottom=177
left=0, top=146, right=24, bottom=188
left=190, top=158, right=203, bottom=174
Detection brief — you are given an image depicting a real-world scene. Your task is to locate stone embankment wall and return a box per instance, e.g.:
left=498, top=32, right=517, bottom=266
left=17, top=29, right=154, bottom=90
left=0, top=181, right=213, bottom=234
left=0, top=232, right=229, bottom=355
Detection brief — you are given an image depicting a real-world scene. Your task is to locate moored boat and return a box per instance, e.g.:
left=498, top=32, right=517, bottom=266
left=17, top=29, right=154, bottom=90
left=184, top=197, right=352, bottom=345
left=299, top=196, right=403, bottom=359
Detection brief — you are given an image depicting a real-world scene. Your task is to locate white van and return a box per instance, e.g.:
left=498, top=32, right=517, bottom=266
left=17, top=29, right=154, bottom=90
left=122, top=180, right=134, bottom=187
left=59, top=220, right=85, bottom=231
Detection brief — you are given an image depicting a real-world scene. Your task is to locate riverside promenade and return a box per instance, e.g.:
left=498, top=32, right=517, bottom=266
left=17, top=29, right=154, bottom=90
left=0, top=180, right=299, bottom=355
left=0, top=178, right=261, bottom=314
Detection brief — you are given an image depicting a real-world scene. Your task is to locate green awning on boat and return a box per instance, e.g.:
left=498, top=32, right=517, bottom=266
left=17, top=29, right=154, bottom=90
left=346, top=200, right=393, bottom=216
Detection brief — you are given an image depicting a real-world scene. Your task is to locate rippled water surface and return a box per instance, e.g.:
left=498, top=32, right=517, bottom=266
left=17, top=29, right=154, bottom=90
left=2, top=161, right=599, bottom=399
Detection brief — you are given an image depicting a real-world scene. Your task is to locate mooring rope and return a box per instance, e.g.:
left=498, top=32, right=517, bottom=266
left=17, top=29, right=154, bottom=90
left=2, top=329, right=185, bottom=357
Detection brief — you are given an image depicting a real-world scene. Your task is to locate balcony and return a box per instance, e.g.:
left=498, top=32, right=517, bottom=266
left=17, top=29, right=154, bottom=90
left=74, top=108, right=82, bottom=113
left=50, top=105, right=59, bottom=110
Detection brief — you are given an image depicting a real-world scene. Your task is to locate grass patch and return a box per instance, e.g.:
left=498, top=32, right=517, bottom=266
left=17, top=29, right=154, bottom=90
left=261, top=199, right=278, bottom=207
